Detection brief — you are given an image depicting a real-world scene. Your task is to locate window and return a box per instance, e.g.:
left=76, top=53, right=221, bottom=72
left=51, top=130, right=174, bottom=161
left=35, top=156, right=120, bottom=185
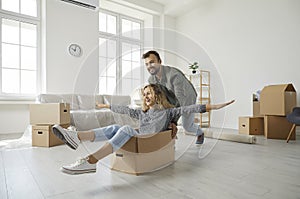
left=99, top=10, right=143, bottom=95
left=0, top=0, right=40, bottom=98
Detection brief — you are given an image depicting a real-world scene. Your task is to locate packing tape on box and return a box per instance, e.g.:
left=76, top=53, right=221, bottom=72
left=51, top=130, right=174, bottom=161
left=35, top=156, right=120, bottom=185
left=205, top=131, right=256, bottom=144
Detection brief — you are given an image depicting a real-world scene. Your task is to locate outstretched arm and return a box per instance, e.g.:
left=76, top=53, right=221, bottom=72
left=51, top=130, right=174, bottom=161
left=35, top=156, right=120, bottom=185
left=96, top=102, right=141, bottom=119
left=206, top=100, right=235, bottom=111
left=96, top=103, right=110, bottom=109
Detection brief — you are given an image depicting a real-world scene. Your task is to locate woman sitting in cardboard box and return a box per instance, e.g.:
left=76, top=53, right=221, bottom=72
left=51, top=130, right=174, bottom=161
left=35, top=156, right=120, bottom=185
left=52, top=84, right=235, bottom=175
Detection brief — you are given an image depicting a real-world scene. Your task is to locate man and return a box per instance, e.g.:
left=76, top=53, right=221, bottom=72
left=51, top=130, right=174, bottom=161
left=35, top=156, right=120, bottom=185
left=142, top=50, right=204, bottom=144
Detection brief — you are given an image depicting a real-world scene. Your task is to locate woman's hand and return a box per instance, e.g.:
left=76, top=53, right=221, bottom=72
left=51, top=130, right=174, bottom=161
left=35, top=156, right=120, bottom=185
left=168, top=123, right=178, bottom=139
left=206, top=99, right=235, bottom=111
left=96, top=103, right=110, bottom=109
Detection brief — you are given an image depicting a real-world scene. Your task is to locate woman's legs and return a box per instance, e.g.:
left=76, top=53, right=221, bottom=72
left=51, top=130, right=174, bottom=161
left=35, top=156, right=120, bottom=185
left=77, top=124, right=123, bottom=142
left=87, top=125, right=139, bottom=164
left=61, top=125, right=139, bottom=174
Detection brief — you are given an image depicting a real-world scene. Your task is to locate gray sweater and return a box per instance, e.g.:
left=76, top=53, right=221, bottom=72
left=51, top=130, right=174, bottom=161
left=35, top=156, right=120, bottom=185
left=111, top=104, right=206, bottom=134
left=148, top=65, right=197, bottom=106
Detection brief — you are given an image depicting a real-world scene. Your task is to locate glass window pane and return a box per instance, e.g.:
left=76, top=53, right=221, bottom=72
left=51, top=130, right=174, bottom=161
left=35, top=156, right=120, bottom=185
left=2, top=43, right=20, bottom=69
left=122, top=60, right=132, bottom=78
left=132, top=61, right=140, bottom=78
left=2, top=18, right=20, bottom=44
left=21, top=0, right=37, bottom=17
left=107, top=77, right=116, bottom=95
left=2, top=0, right=19, bottom=13
left=122, top=19, right=131, bottom=37
left=133, top=80, right=140, bottom=90
left=21, top=22, right=37, bottom=46
left=21, top=70, right=36, bottom=94
left=99, top=13, right=107, bottom=32
left=132, top=46, right=140, bottom=61
left=99, top=77, right=107, bottom=94
left=99, top=57, right=107, bottom=75
left=99, top=38, right=107, bottom=57
left=132, top=22, right=140, bottom=39
left=107, top=40, right=116, bottom=58
left=107, top=15, right=116, bottom=34
left=122, top=43, right=131, bottom=61
left=121, top=78, right=132, bottom=95
left=21, top=46, right=36, bottom=70
left=107, top=59, right=116, bottom=77
left=2, top=68, right=20, bottom=93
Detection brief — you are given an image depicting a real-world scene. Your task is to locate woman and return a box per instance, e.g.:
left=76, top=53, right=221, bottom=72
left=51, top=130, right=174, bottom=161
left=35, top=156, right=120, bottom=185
left=52, top=84, right=234, bottom=175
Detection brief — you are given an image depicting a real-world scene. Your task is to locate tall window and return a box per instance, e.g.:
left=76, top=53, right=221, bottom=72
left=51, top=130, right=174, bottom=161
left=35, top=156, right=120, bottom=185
left=99, top=9, right=143, bottom=95
left=0, top=0, right=40, bottom=98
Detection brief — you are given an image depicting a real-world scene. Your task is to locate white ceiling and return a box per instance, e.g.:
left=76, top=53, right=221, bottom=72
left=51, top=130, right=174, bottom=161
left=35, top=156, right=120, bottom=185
left=149, top=0, right=201, bottom=17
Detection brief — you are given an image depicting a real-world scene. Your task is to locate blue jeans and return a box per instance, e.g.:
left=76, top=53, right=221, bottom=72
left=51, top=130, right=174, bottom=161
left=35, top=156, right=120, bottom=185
left=92, top=124, right=139, bottom=152
left=182, top=113, right=203, bottom=136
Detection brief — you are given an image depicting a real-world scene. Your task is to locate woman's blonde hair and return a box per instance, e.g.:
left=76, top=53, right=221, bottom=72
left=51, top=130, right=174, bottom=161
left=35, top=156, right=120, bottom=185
left=142, top=84, right=174, bottom=112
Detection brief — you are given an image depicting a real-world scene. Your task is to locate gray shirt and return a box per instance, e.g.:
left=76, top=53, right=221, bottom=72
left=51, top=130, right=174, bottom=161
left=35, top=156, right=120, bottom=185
left=148, top=65, right=197, bottom=106
left=111, top=104, right=206, bottom=134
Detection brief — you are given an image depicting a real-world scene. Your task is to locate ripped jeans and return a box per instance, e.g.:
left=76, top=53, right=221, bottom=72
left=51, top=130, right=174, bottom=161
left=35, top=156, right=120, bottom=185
left=92, top=124, right=139, bottom=152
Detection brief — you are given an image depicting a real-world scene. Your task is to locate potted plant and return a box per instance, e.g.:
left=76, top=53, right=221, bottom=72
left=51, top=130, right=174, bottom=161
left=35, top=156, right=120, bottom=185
left=188, top=62, right=199, bottom=74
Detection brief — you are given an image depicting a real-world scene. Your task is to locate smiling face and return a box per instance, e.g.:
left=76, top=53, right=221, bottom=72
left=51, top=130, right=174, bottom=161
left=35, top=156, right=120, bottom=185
left=143, top=86, right=156, bottom=108
left=144, top=53, right=161, bottom=76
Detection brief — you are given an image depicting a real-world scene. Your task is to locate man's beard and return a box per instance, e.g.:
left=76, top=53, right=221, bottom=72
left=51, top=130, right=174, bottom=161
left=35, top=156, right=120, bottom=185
left=148, top=67, right=160, bottom=75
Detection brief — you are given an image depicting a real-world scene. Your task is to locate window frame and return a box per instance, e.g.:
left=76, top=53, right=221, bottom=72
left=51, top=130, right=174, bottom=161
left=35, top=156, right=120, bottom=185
left=0, top=0, right=41, bottom=100
left=98, top=8, right=144, bottom=95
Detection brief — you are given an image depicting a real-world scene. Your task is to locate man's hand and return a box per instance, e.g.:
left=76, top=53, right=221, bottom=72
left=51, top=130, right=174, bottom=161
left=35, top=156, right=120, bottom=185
left=168, top=123, right=178, bottom=139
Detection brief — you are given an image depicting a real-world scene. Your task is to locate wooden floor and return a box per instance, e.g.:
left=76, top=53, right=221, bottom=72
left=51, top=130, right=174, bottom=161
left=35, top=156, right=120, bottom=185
left=0, top=128, right=300, bottom=199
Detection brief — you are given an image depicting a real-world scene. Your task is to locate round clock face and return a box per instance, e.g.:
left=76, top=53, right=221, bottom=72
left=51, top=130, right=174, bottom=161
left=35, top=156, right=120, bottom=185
left=68, top=44, right=82, bottom=57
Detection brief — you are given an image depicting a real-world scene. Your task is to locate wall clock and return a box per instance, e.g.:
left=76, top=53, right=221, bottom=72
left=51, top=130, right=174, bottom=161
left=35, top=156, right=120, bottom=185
left=68, top=43, right=82, bottom=57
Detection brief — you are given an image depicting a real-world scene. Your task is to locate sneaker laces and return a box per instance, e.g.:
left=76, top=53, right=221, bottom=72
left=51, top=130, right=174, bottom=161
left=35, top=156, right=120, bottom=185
left=67, top=126, right=77, bottom=131
left=70, top=157, right=88, bottom=168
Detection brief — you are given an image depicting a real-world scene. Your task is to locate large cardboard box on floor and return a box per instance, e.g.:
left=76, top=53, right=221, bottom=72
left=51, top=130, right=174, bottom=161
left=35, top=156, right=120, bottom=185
left=30, top=103, right=70, bottom=125
left=260, top=84, right=296, bottom=116
left=239, top=116, right=264, bottom=135
left=264, top=115, right=295, bottom=140
left=111, top=130, right=175, bottom=175
left=32, top=124, right=69, bottom=147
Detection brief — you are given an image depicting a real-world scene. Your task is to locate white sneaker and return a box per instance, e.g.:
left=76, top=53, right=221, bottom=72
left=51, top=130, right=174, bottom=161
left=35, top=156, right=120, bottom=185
left=52, top=125, right=80, bottom=150
left=61, top=157, right=96, bottom=175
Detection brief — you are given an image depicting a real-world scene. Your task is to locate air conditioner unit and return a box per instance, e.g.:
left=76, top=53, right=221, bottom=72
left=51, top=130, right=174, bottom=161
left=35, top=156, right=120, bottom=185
left=61, top=0, right=99, bottom=11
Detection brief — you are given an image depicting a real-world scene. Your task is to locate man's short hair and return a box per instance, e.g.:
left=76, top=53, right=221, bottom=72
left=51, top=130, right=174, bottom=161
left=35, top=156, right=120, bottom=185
left=142, top=50, right=161, bottom=63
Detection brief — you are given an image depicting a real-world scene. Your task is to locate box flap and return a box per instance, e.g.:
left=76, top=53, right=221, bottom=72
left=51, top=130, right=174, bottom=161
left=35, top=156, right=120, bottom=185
left=285, top=84, right=296, bottom=92
left=262, top=84, right=295, bottom=94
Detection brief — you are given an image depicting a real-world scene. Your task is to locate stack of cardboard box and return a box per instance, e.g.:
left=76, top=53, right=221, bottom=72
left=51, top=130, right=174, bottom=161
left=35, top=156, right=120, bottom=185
left=239, top=84, right=297, bottom=140
left=29, top=103, right=71, bottom=147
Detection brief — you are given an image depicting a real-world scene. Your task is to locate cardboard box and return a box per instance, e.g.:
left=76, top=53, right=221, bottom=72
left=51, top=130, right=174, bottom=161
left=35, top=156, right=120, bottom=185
left=111, top=130, right=175, bottom=175
left=119, top=130, right=174, bottom=153
left=253, top=101, right=263, bottom=117
left=264, top=115, right=296, bottom=140
left=111, top=140, right=175, bottom=175
left=239, top=116, right=264, bottom=135
left=30, top=103, right=70, bottom=125
left=260, top=84, right=296, bottom=116
left=32, top=124, right=69, bottom=147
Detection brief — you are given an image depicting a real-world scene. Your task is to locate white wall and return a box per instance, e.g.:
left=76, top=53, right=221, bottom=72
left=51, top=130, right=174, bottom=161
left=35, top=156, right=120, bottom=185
left=45, top=0, right=99, bottom=94
left=175, top=0, right=300, bottom=129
